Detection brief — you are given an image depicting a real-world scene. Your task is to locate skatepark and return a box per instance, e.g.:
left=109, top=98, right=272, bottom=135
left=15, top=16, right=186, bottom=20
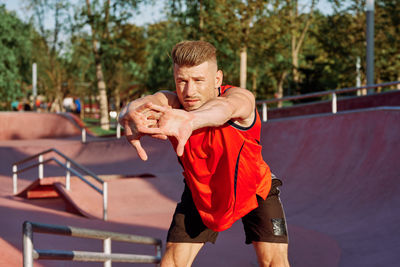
left=0, top=90, right=399, bottom=266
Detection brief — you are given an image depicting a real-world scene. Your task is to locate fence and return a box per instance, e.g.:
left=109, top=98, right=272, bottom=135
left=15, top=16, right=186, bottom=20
left=23, top=221, right=162, bottom=267
left=256, top=81, right=400, bottom=122
left=12, top=148, right=109, bottom=220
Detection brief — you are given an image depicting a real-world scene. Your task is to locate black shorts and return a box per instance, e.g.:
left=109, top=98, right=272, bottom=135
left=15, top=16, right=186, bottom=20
left=167, top=178, right=288, bottom=244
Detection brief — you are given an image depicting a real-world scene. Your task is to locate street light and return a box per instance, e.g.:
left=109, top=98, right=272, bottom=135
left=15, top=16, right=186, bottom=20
left=32, top=63, right=37, bottom=110
left=366, top=0, right=374, bottom=94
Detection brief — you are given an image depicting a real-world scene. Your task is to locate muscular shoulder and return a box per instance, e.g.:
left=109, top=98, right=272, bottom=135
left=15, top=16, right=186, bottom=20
left=154, top=90, right=181, bottom=109
left=220, top=87, right=255, bottom=128
left=221, top=86, right=254, bottom=100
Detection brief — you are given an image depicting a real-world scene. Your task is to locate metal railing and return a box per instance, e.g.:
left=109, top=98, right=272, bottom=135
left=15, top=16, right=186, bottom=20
left=57, top=112, right=122, bottom=143
left=12, top=148, right=109, bottom=220
left=81, top=121, right=122, bottom=143
left=256, top=81, right=400, bottom=122
left=23, top=221, right=162, bottom=267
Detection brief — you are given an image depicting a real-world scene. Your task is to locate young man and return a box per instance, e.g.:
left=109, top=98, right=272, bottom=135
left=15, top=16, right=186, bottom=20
left=119, top=41, right=289, bottom=267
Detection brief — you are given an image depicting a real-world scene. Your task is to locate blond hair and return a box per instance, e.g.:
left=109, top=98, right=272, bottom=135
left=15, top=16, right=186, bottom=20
left=171, top=40, right=217, bottom=67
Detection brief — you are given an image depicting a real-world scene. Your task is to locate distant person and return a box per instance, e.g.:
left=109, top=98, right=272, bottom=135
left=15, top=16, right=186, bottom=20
left=74, top=97, right=81, bottom=115
left=35, top=98, right=41, bottom=109
left=62, top=96, right=74, bottom=112
left=11, top=100, right=19, bottom=111
left=23, top=101, right=31, bottom=111
left=119, top=41, right=289, bottom=266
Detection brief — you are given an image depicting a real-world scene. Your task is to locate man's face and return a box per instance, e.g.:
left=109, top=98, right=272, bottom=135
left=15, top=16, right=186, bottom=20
left=174, top=60, right=223, bottom=111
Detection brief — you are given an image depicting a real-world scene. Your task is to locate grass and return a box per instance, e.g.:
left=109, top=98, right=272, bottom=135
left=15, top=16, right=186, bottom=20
left=83, top=117, right=118, bottom=137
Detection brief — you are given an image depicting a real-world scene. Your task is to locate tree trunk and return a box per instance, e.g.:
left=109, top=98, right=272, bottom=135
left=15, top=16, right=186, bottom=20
left=292, top=39, right=300, bottom=85
left=51, top=85, right=63, bottom=112
left=289, top=0, right=315, bottom=92
left=252, top=70, right=257, bottom=98
left=240, top=46, right=247, bottom=88
left=86, top=0, right=109, bottom=130
left=115, top=86, right=121, bottom=113
left=397, top=74, right=400, bottom=90
left=199, top=0, right=204, bottom=40
left=95, top=60, right=110, bottom=130
left=277, top=71, right=288, bottom=108
left=289, top=0, right=299, bottom=87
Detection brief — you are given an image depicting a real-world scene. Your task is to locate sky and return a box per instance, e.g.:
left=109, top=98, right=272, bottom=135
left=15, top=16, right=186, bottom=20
left=2, top=0, right=347, bottom=31
left=1, top=0, right=167, bottom=27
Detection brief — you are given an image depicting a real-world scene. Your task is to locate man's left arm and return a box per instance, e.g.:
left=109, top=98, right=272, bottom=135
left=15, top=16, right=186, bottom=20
left=142, top=87, right=255, bottom=156
left=190, top=87, right=255, bottom=130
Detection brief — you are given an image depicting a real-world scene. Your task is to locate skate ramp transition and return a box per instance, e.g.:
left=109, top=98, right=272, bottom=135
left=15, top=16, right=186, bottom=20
left=0, top=107, right=399, bottom=266
left=261, top=107, right=400, bottom=267
left=0, top=112, right=82, bottom=140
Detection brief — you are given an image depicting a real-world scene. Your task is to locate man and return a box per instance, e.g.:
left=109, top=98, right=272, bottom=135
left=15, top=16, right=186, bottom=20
left=119, top=40, right=289, bottom=267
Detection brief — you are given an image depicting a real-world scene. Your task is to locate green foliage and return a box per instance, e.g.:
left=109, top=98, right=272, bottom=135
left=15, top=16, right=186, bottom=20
left=2, top=0, right=399, bottom=111
left=375, top=0, right=400, bottom=82
left=144, top=21, right=185, bottom=93
left=0, top=5, right=33, bottom=106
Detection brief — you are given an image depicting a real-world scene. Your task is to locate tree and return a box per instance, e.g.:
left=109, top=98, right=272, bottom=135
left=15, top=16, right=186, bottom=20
left=248, top=3, right=292, bottom=100
left=0, top=5, right=32, bottom=109
left=167, top=0, right=270, bottom=89
left=76, top=0, right=146, bottom=129
left=235, top=0, right=267, bottom=89
left=144, top=20, right=185, bottom=92
left=27, top=0, right=73, bottom=111
left=287, top=0, right=317, bottom=90
left=64, top=33, right=96, bottom=115
left=84, top=0, right=111, bottom=129
left=375, top=0, right=400, bottom=89
left=102, top=23, right=147, bottom=112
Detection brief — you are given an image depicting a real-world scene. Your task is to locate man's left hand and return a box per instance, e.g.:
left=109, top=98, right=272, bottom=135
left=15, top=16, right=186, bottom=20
left=139, top=103, right=194, bottom=156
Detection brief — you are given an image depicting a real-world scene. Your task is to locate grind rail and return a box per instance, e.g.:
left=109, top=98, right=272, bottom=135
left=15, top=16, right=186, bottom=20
left=23, top=221, right=162, bottom=267
left=12, top=148, right=109, bottom=220
left=256, top=81, right=400, bottom=121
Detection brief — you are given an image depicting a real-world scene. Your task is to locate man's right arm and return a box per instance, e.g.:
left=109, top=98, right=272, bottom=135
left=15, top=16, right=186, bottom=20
left=118, top=91, right=179, bottom=161
left=119, top=91, right=179, bottom=119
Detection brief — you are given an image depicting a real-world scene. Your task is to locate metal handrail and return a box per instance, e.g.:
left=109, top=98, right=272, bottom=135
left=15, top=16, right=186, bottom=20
left=57, top=112, right=122, bottom=143
left=256, top=81, right=400, bottom=121
left=12, top=148, right=108, bottom=220
left=81, top=124, right=122, bottom=143
left=13, top=148, right=103, bottom=183
left=23, top=221, right=162, bottom=267
left=80, top=121, right=122, bottom=143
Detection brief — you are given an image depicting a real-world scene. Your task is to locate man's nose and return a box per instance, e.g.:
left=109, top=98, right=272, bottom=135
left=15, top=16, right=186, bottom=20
left=185, top=81, right=195, bottom=97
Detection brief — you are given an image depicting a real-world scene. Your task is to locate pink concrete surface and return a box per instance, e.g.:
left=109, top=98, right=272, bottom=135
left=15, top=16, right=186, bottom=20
left=261, top=108, right=400, bottom=267
left=0, top=107, right=399, bottom=266
left=0, top=112, right=82, bottom=140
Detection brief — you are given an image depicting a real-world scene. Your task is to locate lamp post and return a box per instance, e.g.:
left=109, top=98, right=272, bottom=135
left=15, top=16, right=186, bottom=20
left=32, top=63, right=37, bottom=110
left=366, top=0, right=374, bottom=94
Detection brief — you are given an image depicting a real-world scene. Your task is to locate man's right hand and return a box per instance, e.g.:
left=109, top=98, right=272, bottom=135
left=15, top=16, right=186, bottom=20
left=119, top=102, right=167, bottom=161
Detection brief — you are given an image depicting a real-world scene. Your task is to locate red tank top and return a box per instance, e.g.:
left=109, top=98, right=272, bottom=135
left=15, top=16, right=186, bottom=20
left=174, top=85, right=272, bottom=231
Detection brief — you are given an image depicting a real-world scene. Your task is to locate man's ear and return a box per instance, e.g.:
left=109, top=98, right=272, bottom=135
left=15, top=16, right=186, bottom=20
left=215, top=70, right=223, bottom=88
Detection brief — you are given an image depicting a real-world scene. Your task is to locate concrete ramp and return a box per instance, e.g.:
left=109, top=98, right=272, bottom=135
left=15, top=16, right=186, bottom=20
left=261, top=107, right=400, bottom=267
left=17, top=174, right=161, bottom=220
left=0, top=112, right=83, bottom=140
left=1, top=107, right=399, bottom=266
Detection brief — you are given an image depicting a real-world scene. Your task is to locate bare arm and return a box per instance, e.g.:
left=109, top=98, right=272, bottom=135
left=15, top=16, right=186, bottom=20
left=190, top=86, right=255, bottom=130
left=143, top=87, right=255, bottom=156
left=118, top=91, right=180, bottom=122
left=118, top=91, right=180, bottom=161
